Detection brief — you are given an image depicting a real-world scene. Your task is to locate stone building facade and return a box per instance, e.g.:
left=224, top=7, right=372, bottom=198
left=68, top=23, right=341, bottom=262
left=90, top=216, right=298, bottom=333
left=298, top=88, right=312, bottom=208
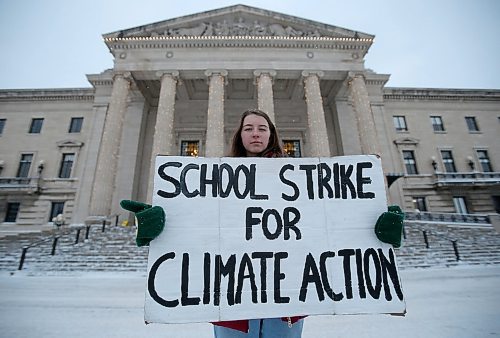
left=0, top=5, right=499, bottom=227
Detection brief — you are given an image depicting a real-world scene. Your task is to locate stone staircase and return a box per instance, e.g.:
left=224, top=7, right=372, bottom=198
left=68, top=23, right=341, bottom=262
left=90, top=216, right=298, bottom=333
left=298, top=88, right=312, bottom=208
left=0, top=221, right=499, bottom=274
left=0, top=224, right=149, bottom=274
left=396, top=222, right=500, bottom=268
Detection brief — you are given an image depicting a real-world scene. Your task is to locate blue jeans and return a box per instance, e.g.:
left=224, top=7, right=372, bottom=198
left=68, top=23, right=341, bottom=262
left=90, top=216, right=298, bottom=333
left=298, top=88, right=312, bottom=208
left=213, top=318, right=304, bottom=338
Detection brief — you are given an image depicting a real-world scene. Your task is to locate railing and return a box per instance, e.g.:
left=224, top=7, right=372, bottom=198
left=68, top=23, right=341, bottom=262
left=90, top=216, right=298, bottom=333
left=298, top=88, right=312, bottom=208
left=17, top=214, right=120, bottom=270
left=0, top=177, right=39, bottom=191
left=434, top=171, right=500, bottom=186
left=403, top=211, right=496, bottom=263
left=405, top=211, right=491, bottom=225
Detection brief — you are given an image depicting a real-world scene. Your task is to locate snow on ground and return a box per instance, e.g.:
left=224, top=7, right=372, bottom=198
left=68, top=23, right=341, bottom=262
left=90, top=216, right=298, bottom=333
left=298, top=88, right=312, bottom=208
left=0, top=265, right=499, bottom=338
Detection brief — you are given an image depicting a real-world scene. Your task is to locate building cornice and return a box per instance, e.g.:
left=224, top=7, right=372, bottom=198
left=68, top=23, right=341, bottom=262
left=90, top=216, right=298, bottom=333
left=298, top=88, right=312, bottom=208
left=384, top=87, right=500, bottom=102
left=0, top=89, right=94, bottom=102
left=104, top=35, right=372, bottom=53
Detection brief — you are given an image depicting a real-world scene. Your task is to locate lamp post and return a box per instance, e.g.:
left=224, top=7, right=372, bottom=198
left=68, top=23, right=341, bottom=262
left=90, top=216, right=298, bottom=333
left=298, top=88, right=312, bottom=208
left=52, top=213, right=65, bottom=229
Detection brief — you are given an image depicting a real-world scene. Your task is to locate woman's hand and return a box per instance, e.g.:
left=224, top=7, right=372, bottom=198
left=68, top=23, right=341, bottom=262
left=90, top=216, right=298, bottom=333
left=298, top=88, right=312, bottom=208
left=120, top=200, right=165, bottom=246
left=375, top=205, right=405, bottom=248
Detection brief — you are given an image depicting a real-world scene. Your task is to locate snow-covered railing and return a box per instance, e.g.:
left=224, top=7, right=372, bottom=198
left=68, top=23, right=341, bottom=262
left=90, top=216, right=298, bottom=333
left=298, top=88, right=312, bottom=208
left=434, top=171, right=500, bottom=185
left=405, top=211, right=490, bottom=226
left=17, top=214, right=121, bottom=270
left=401, top=211, right=492, bottom=262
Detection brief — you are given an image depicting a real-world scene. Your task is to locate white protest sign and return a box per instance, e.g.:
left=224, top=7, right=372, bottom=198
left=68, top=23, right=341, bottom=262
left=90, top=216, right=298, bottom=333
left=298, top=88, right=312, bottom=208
left=145, top=155, right=405, bottom=324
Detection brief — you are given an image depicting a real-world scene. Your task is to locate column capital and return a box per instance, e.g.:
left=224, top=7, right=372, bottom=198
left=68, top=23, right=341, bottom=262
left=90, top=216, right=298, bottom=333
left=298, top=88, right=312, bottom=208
left=301, top=70, right=324, bottom=79
left=156, top=70, right=179, bottom=80
left=346, top=71, right=366, bottom=86
left=204, top=69, right=228, bottom=78
left=112, top=71, right=132, bottom=82
left=253, top=69, right=277, bottom=77
left=253, top=70, right=277, bottom=85
left=205, top=70, right=228, bottom=86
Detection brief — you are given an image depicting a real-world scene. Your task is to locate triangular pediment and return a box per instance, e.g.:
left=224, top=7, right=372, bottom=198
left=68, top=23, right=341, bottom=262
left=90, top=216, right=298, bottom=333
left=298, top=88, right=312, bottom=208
left=57, top=140, right=84, bottom=148
left=103, top=4, right=373, bottom=39
left=393, top=137, right=420, bottom=146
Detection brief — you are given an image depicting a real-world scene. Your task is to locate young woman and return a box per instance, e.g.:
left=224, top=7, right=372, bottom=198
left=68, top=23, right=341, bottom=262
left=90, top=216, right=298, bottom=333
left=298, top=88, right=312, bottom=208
left=212, top=109, right=305, bottom=338
left=121, top=109, right=404, bottom=338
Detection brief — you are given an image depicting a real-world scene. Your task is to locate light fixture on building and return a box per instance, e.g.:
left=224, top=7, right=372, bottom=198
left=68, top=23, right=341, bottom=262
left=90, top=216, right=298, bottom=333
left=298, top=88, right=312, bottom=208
left=467, top=156, right=475, bottom=171
left=37, top=160, right=45, bottom=176
left=36, top=160, right=45, bottom=194
left=431, top=156, right=437, bottom=171
left=0, top=160, right=4, bottom=176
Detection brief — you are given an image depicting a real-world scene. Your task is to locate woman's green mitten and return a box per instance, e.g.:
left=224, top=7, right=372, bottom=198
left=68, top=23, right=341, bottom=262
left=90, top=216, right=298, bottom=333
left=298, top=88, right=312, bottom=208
left=120, top=200, right=165, bottom=247
left=374, top=205, right=405, bottom=248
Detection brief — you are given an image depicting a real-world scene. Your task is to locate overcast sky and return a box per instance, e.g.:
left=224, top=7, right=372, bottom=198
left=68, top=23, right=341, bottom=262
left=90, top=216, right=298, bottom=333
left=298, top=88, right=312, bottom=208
left=0, top=0, right=499, bottom=90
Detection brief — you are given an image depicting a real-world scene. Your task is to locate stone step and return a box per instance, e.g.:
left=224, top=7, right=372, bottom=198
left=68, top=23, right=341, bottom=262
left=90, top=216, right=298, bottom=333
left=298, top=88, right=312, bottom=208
left=0, top=222, right=498, bottom=273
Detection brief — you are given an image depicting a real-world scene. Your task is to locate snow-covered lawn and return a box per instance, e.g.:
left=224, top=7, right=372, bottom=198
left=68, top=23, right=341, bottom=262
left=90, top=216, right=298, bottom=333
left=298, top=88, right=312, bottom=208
left=0, top=265, right=498, bottom=338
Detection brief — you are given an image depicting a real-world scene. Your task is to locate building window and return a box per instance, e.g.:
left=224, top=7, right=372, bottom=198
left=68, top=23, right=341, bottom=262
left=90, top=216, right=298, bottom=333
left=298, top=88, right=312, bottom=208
left=453, top=196, right=468, bottom=214
left=465, top=116, right=479, bottom=132
left=430, top=116, right=445, bottom=132
left=440, top=150, right=457, bottom=173
left=283, top=140, right=301, bottom=157
left=180, top=141, right=199, bottom=157
left=493, top=196, right=500, bottom=214
left=477, top=150, right=493, bottom=172
left=413, top=197, right=427, bottom=212
left=68, top=117, right=83, bottom=133
left=58, top=153, right=75, bottom=178
left=49, top=202, right=65, bottom=222
left=29, top=118, right=44, bottom=133
left=16, top=154, right=33, bottom=177
left=5, top=202, right=20, bottom=222
left=402, top=150, right=418, bottom=175
left=0, top=119, right=5, bottom=135
left=393, top=116, right=408, bottom=132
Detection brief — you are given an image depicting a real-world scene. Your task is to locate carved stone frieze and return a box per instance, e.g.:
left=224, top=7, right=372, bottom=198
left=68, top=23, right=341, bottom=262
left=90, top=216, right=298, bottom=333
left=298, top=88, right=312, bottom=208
left=145, top=19, right=326, bottom=38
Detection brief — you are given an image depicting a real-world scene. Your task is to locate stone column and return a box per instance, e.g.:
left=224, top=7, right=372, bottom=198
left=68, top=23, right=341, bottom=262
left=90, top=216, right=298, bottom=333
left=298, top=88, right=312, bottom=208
left=146, top=71, right=179, bottom=203
left=89, top=72, right=131, bottom=217
left=205, top=70, right=227, bottom=157
left=302, top=71, right=331, bottom=157
left=254, top=70, right=276, bottom=123
left=348, top=73, right=381, bottom=155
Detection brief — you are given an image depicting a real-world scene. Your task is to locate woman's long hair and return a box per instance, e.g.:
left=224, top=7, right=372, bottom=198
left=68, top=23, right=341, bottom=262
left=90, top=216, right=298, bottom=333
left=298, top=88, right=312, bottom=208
left=229, top=109, right=285, bottom=157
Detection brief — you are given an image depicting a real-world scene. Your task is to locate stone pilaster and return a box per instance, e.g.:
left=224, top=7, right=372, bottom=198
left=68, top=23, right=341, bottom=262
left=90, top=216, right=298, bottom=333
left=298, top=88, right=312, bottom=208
left=205, top=70, right=227, bottom=157
left=89, top=72, right=131, bottom=217
left=302, top=71, right=331, bottom=157
left=146, top=71, right=179, bottom=203
left=348, top=73, right=381, bottom=155
left=254, top=70, right=276, bottom=123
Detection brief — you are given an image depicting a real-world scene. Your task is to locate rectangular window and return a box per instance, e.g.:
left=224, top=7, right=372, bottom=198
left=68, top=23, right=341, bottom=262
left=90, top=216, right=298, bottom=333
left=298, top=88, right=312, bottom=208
left=477, top=150, right=493, bottom=172
left=5, top=202, right=20, bottom=222
left=393, top=116, right=408, bottom=132
left=440, top=150, right=457, bottom=173
left=430, top=116, right=445, bottom=132
left=402, top=150, right=418, bottom=175
left=68, top=117, right=83, bottom=133
left=465, top=116, right=479, bottom=132
left=58, top=153, right=75, bottom=178
left=283, top=140, right=302, bottom=157
left=0, top=119, right=5, bottom=135
left=180, top=141, right=199, bottom=157
left=49, top=202, right=65, bottom=222
left=413, top=197, right=427, bottom=212
left=453, top=196, right=468, bottom=214
left=29, top=118, right=44, bottom=133
left=16, top=154, right=33, bottom=177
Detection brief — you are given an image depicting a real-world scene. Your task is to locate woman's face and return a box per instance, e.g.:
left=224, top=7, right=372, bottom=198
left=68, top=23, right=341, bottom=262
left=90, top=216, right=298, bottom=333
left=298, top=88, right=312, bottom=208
left=240, top=114, right=271, bottom=157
